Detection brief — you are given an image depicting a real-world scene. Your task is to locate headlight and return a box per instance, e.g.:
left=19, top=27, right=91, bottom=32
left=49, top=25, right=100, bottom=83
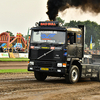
left=29, top=61, right=34, bottom=65
left=57, top=63, right=62, bottom=67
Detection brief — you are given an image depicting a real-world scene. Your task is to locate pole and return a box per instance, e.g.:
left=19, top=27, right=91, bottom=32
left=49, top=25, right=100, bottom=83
left=27, top=28, right=29, bottom=52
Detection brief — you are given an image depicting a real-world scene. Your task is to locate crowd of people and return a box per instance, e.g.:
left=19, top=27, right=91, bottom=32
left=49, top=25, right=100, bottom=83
left=84, top=50, right=100, bottom=55
left=0, top=46, right=27, bottom=53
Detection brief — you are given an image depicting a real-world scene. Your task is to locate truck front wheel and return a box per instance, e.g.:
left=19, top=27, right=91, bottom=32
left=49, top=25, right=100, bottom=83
left=34, top=71, right=47, bottom=81
left=65, top=65, right=79, bottom=84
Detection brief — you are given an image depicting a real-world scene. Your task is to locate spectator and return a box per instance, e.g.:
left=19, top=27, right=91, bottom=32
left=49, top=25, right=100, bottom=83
left=14, top=47, right=18, bottom=53
left=9, top=47, right=12, bottom=52
left=4, top=48, right=7, bottom=52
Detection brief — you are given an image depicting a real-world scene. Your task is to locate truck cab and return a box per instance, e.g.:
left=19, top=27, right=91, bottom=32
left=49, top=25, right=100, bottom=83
left=28, top=21, right=85, bottom=83
left=28, top=21, right=100, bottom=84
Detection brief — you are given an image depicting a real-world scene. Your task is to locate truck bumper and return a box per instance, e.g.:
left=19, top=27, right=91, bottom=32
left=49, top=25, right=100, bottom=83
left=28, top=64, right=65, bottom=74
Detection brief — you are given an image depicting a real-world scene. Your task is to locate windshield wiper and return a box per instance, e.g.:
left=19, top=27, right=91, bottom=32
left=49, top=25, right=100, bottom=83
left=37, top=49, right=54, bottom=59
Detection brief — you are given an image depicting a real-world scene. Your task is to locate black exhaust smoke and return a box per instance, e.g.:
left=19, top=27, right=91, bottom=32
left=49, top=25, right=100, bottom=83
left=46, top=0, right=100, bottom=21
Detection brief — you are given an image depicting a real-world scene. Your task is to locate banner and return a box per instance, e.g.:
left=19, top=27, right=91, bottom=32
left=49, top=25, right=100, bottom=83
left=0, top=53, right=9, bottom=58
left=19, top=53, right=28, bottom=58
left=13, top=53, right=19, bottom=58
left=0, top=53, right=28, bottom=58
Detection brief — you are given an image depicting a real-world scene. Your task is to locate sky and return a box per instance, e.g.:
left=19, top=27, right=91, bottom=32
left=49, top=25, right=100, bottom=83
left=0, top=0, right=100, bottom=36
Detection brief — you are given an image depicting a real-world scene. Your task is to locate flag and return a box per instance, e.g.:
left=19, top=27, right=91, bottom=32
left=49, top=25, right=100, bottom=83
left=90, top=35, right=92, bottom=49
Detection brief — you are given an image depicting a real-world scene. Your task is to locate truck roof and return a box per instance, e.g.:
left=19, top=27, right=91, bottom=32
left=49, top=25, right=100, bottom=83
left=30, top=21, right=82, bottom=32
left=67, top=27, right=81, bottom=32
left=31, top=26, right=67, bottom=31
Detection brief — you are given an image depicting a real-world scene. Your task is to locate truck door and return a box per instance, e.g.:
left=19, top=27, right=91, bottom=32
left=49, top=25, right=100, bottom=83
left=67, top=32, right=77, bottom=58
left=67, top=31, right=83, bottom=58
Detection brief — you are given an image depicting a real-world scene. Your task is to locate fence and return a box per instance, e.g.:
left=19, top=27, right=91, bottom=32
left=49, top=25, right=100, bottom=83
left=0, top=52, right=28, bottom=58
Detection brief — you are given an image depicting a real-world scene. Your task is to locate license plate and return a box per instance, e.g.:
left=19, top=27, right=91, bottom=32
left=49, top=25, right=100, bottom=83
left=40, top=68, right=49, bottom=71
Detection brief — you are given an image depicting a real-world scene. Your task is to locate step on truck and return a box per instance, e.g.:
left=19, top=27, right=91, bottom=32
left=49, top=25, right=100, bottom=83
left=28, top=21, right=100, bottom=84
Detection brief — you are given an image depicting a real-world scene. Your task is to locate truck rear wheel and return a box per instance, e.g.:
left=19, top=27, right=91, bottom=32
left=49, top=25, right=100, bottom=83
left=34, top=71, right=47, bottom=81
left=65, top=65, right=79, bottom=84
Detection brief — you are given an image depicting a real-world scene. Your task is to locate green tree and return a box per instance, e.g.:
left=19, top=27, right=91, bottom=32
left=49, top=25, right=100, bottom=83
left=93, top=40, right=100, bottom=49
left=56, top=17, right=65, bottom=25
left=84, top=20, right=99, bottom=47
left=64, top=19, right=100, bottom=47
left=56, top=16, right=100, bottom=49
left=24, top=35, right=29, bottom=40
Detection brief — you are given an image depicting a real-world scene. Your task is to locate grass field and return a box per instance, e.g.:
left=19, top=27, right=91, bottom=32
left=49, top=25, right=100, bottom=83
left=0, top=58, right=29, bottom=61
left=0, top=69, right=29, bottom=73
left=0, top=58, right=30, bottom=73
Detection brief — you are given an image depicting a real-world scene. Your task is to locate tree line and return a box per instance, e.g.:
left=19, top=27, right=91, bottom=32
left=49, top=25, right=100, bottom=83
left=56, top=17, right=100, bottom=49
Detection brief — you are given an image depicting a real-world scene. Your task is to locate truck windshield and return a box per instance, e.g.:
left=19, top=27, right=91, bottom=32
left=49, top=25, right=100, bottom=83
left=31, top=31, right=66, bottom=44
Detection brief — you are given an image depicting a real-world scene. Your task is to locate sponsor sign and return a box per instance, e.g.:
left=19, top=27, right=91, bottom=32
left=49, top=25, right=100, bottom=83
left=41, top=47, right=50, bottom=49
left=13, top=53, right=19, bottom=58
left=39, top=21, right=58, bottom=26
left=0, top=53, right=9, bottom=58
left=41, top=34, right=56, bottom=40
left=19, top=53, right=28, bottom=58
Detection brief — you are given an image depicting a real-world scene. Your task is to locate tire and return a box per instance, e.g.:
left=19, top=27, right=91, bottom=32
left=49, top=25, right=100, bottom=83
left=65, top=65, right=79, bottom=84
left=34, top=71, right=47, bottom=81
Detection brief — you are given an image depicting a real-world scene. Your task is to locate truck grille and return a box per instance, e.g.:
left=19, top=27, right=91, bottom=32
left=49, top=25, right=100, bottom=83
left=38, top=49, right=53, bottom=60
left=35, top=61, right=53, bottom=67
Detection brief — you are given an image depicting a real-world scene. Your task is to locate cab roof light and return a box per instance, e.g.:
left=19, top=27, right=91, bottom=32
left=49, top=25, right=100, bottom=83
left=59, top=22, right=63, bottom=26
left=39, top=21, right=59, bottom=26
left=35, top=22, right=39, bottom=27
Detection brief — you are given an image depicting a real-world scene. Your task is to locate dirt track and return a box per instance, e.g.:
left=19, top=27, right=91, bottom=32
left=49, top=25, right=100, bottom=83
left=0, top=73, right=100, bottom=100
left=0, top=62, right=28, bottom=69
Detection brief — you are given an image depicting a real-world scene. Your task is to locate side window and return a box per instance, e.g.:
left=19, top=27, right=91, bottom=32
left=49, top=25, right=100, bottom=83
left=67, top=33, right=76, bottom=44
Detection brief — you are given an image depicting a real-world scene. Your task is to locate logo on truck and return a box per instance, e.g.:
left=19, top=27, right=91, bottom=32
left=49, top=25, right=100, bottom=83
left=41, top=34, right=56, bottom=40
left=77, top=34, right=82, bottom=39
